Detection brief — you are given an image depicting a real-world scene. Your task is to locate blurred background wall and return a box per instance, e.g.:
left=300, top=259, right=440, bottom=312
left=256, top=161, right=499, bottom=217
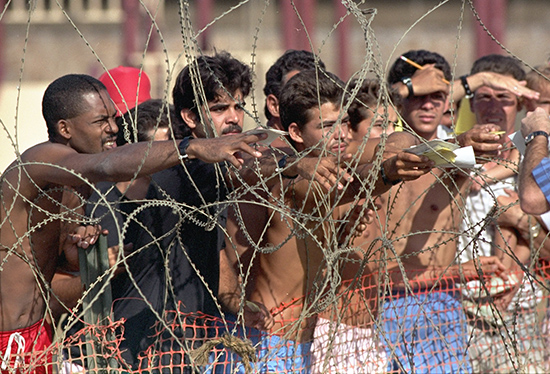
left=1, top=0, right=549, bottom=170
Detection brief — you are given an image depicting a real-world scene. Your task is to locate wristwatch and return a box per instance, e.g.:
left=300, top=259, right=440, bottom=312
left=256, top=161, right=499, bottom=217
left=524, top=130, right=550, bottom=145
left=401, top=77, right=414, bottom=98
left=530, top=221, right=542, bottom=239
left=521, top=214, right=542, bottom=240
left=275, top=154, right=298, bottom=179
left=459, top=75, right=474, bottom=99
left=178, top=136, right=193, bottom=162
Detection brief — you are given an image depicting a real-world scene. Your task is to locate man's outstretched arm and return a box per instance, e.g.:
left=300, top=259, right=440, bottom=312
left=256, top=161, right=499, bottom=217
left=292, top=132, right=435, bottom=211
left=15, top=132, right=267, bottom=188
left=519, top=108, right=550, bottom=215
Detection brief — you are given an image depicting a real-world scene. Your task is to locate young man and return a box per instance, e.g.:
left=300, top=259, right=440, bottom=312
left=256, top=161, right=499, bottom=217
left=221, top=69, right=435, bottom=373
left=263, top=50, right=326, bottom=133
left=306, top=78, right=402, bottom=373
left=380, top=49, right=506, bottom=374
left=0, top=73, right=264, bottom=373
left=348, top=78, right=400, bottom=140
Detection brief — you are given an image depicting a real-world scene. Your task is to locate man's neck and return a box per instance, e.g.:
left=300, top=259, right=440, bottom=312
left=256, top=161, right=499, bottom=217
left=267, top=117, right=284, bottom=131
left=416, top=129, right=439, bottom=141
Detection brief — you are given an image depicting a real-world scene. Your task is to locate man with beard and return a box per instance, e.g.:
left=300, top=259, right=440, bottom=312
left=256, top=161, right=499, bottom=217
left=110, top=51, right=279, bottom=371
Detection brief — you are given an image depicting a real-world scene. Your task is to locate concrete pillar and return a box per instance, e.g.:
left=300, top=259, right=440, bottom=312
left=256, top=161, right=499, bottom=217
left=473, top=0, right=507, bottom=58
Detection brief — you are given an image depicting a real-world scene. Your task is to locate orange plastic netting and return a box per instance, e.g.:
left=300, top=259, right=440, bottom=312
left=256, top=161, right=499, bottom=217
left=4, top=264, right=547, bottom=374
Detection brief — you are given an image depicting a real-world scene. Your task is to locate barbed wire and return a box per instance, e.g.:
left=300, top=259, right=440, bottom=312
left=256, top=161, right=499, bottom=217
left=1, top=0, right=549, bottom=373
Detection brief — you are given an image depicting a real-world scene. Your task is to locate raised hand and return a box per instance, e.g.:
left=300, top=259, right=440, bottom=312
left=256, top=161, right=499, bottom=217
left=408, top=64, right=450, bottom=97
left=477, top=71, right=539, bottom=100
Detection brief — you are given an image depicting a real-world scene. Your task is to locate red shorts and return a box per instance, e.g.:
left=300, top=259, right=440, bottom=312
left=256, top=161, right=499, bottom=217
left=0, top=319, right=53, bottom=374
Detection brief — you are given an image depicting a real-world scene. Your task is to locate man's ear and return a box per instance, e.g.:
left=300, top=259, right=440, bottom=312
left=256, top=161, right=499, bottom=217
left=180, top=109, right=197, bottom=130
left=56, top=120, right=71, bottom=141
left=470, top=95, right=480, bottom=120
left=523, top=98, right=536, bottom=112
left=288, top=123, right=304, bottom=145
left=443, top=97, right=450, bottom=113
left=266, top=94, right=280, bottom=118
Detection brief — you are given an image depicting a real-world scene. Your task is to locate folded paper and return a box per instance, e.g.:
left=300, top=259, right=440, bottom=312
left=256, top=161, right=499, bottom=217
left=248, top=126, right=288, bottom=146
left=406, top=139, right=476, bottom=168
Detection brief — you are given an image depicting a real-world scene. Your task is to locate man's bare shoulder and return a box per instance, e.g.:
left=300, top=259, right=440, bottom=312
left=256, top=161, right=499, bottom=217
left=2, top=141, right=71, bottom=174
left=20, top=141, right=76, bottom=163
left=25, top=141, right=78, bottom=161
left=3, top=141, right=89, bottom=188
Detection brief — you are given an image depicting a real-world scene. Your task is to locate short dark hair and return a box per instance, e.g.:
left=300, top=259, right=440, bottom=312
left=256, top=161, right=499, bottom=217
left=172, top=51, right=252, bottom=125
left=263, top=50, right=326, bottom=120
left=279, top=70, right=344, bottom=134
left=42, top=74, right=106, bottom=141
left=388, top=49, right=452, bottom=85
left=117, top=99, right=182, bottom=146
left=347, top=78, right=401, bottom=132
left=470, top=54, right=526, bottom=81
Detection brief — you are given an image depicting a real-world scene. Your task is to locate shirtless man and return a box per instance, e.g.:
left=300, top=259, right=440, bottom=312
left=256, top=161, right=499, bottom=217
left=380, top=50, right=507, bottom=374
left=223, top=69, right=435, bottom=372
left=262, top=49, right=326, bottom=149
left=0, top=73, right=265, bottom=372
left=309, top=78, right=401, bottom=373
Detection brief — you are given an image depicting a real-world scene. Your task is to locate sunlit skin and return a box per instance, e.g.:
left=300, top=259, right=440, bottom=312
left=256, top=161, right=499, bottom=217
left=365, top=77, right=506, bottom=290
left=401, top=91, right=447, bottom=140
left=471, top=85, right=520, bottom=137
left=64, top=91, right=118, bottom=153
left=146, top=126, right=170, bottom=141
left=239, top=102, right=372, bottom=342
left=0, top=89, right=118, bottom=331
left=290, top=102, right=350, bottom=157
left=350, top=105, right=397, bottom=141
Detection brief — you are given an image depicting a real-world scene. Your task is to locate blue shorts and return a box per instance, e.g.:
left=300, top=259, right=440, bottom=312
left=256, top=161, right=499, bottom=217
left=207, top=317, right=311, bottom=373
left=381, top=290, right=471, bottom=373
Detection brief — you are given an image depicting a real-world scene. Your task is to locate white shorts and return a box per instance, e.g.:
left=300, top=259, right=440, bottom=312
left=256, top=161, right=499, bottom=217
left=310, top=317, right=387, bottom=374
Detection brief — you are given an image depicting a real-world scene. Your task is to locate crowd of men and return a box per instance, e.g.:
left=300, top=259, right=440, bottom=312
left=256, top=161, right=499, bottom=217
left=1, top=47, right=550, bottom=374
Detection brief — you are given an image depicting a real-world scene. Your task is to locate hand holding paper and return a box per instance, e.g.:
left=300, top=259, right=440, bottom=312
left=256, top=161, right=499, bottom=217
left=405, top=139, right=476, bottom=168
